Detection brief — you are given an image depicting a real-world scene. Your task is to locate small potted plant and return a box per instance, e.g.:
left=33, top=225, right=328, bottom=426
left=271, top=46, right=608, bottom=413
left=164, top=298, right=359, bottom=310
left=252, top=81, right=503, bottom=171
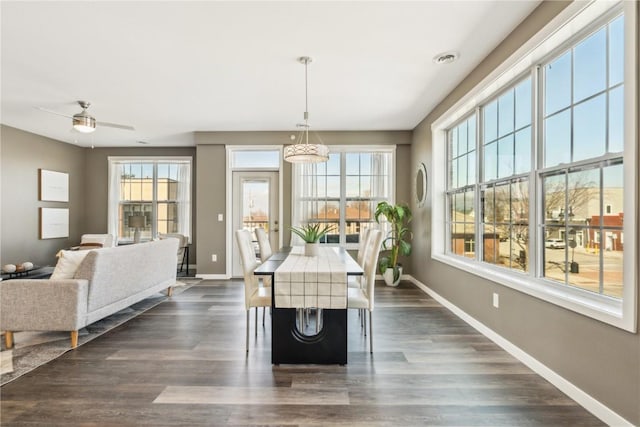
left=290, top=223, right=334, bottom=256
left=374, top=201, right=412, bottom=286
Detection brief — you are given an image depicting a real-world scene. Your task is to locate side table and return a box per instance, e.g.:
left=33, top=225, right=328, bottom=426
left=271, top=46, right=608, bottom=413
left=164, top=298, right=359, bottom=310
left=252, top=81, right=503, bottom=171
left=1, top=266, right=54, bottom=281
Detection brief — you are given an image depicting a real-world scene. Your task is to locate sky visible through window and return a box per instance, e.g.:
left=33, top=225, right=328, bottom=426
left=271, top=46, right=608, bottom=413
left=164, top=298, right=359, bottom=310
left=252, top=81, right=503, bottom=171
left=544, top=15, right=624, bottom=175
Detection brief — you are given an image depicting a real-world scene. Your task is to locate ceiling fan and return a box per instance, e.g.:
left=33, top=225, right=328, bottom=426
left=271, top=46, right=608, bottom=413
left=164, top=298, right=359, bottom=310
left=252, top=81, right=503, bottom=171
left=37, top=100, right=135, bottom=133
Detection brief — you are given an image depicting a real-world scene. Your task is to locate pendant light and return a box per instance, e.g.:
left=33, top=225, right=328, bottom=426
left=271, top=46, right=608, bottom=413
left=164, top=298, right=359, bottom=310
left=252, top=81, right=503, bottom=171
left=284, top=56, right=329, bottom=163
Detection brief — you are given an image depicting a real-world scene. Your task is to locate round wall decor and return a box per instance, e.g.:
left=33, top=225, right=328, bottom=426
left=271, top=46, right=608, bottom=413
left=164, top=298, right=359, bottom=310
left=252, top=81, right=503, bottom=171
left=415, top=162, right=427, bottom=207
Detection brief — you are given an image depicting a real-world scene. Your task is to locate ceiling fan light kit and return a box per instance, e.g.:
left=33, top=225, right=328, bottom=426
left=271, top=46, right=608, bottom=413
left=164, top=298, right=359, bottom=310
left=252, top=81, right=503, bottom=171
left=72, top=101, right=97, bottom=133
left=284, top=56, right=329, bottom=164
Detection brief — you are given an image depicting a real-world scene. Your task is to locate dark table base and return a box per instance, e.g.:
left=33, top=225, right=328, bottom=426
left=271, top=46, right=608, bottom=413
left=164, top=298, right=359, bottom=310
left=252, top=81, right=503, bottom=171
left=271, top=307, right=347, bottom=365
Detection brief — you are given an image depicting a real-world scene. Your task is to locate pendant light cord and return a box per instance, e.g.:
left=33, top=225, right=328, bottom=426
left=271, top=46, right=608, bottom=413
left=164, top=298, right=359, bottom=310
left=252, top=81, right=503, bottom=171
left=304, top=58, right=309, bottom=144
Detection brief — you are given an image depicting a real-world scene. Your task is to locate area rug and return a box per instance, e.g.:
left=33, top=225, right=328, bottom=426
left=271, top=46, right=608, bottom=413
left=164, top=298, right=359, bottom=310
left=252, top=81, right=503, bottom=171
left=0, top=279, right=200, bottom=386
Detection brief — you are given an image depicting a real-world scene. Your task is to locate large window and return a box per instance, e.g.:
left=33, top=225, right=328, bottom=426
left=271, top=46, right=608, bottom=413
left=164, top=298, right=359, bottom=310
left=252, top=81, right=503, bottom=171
left=108, top=158, right=192, bottom=243
left=433, top=2, right=637, bottom=331
left=292, top=147, right=394, bottom=247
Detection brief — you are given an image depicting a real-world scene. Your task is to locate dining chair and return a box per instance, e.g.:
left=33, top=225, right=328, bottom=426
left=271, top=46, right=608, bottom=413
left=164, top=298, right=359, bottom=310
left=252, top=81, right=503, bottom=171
left=356, top=228, right=373, bottom=266
left=254, top=227, right=273, bottom=287
left=235, top=229, right=272, bottom=353
left=254, top=227, right=272, bottom=262
left=347, top=229, right=383, bottom=353
left=349, top=228, right=374, bottom=289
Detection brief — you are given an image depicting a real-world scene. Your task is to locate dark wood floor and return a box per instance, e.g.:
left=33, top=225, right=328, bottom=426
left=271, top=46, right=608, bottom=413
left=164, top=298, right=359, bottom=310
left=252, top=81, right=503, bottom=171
left=1, top=280, right=603, bottom=426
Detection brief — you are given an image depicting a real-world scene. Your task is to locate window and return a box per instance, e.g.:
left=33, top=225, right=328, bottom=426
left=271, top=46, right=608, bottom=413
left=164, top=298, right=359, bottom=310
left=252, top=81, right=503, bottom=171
left=108, top=158, right=192, bottom=243
left=292, top=147, right=394, bottom=247
left=432, top=2, right=637, bottom=331
left=232, top=150, right=280, bottom=169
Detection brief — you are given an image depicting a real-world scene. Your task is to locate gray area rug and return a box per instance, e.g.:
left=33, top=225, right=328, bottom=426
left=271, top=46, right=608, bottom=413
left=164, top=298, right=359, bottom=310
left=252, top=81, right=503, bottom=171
left=0, top=279, right=200, bottom=386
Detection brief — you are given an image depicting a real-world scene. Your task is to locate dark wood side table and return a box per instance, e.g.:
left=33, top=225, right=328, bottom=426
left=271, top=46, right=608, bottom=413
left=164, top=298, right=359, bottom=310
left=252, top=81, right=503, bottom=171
left=1, top=266, right=54, bottom=281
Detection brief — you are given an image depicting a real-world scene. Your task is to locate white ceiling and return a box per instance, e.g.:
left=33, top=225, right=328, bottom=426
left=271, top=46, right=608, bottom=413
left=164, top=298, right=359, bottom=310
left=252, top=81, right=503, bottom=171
left=1, top=1, right=540, bottom=148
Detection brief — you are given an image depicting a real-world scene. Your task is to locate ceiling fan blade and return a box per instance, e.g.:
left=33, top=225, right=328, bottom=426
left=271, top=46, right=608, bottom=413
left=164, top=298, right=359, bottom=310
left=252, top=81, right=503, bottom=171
left=36, top=106, right=73, bottom=118
left=97, top=121, right=135, bottom=131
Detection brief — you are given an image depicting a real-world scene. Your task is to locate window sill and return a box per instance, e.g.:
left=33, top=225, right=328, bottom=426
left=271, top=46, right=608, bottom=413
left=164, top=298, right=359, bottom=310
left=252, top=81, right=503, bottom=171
left=432, top=252, right=630, bottom=331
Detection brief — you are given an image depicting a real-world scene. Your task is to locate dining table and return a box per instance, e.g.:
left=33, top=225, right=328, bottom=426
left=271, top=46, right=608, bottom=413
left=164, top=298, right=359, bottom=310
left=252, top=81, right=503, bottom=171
left=254, top=246, right=363, bottom=365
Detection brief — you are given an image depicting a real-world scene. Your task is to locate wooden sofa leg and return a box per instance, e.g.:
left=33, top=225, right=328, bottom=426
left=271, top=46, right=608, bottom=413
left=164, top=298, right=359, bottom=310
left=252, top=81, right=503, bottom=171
left=4, top=331, right=14, bottom=349
left=70, top=330, right=79, bottom=348
left=167, top=287, right=173, bottom=297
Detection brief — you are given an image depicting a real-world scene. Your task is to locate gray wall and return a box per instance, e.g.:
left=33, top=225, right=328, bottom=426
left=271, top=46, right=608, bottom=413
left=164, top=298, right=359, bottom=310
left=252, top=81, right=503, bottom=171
left=83, top=146, right=197, bottom=263
left=195, top=131, right=412, bottom=275
left=1, top=125, right=86, bottom=266
left=410, top=1, right=640, bottom=424
left=0, top=128, right=198, bottom=267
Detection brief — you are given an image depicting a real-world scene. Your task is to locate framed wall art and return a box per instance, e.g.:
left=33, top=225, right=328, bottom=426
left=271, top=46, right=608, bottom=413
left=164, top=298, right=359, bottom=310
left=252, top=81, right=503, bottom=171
left=39, top=169, right=69, bottom=202
left=40, top=207, right=69, bottom=239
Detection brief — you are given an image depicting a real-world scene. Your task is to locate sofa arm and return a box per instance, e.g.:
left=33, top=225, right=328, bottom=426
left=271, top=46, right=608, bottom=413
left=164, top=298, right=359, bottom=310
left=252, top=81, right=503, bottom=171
left=0, top=279, right=89, bottom=332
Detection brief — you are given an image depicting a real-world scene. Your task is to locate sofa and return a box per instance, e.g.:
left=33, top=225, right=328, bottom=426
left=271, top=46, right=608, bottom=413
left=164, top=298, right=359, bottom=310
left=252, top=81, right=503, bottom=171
left=1, top=238, right=179, bottom=348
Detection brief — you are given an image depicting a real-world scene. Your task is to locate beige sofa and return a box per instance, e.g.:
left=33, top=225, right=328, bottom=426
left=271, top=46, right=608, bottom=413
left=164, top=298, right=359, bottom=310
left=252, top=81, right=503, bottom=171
left=1, top=238, right=178, bottom=348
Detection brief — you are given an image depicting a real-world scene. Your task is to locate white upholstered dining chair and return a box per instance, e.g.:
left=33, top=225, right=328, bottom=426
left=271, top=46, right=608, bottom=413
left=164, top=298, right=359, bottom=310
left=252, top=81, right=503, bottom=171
left=349, top=228, right=373, bottom=289
left=235, top=229, right=272, bottom=353
left=254, top=227, right=273, bottom=286
left=254, top=227, right=272, bottom=262
left=347, top=229, right=383, bottom=353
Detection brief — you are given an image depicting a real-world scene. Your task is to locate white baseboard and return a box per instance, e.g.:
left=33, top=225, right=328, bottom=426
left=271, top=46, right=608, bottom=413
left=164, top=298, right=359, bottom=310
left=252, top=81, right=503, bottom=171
left=195, top=274, right=231, bottom=280
left=404, top=275, right=632, bottom=427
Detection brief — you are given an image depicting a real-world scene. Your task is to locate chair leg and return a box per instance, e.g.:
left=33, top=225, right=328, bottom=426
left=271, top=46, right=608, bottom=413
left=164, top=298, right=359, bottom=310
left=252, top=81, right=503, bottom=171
left=255, top=308, right=258, bottom=336
left=369, top=311, right=373, bottom=354
left=246, top=310, right=250, bottom=353
left=70, top=330, right=79, bottom=348
left=4, top=331, right=14, bottom=349
left=263, top=307, right=266, bottom=326
left=363, top=311, right=367, bottom=337
left=166, top=287, right=173, bottom=297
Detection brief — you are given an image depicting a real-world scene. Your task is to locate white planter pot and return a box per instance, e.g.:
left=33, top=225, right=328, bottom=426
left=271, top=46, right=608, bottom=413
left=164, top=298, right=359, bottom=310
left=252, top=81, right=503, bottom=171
left=305, top=242, right=320, bottom=257
left=382, top=266, right=402, bottom=287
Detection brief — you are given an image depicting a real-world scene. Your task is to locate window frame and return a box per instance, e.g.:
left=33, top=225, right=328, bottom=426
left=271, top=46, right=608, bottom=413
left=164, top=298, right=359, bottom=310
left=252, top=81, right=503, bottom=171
left=292, top=145, right=396, bottom=249
left=108, top=156, right=192, bottom=243
left=431, top=1, right=637, bottom=332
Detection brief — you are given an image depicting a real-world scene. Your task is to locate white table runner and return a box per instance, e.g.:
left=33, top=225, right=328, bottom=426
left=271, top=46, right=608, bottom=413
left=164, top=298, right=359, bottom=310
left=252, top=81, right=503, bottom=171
left=274, top=246, right=347, bottom=309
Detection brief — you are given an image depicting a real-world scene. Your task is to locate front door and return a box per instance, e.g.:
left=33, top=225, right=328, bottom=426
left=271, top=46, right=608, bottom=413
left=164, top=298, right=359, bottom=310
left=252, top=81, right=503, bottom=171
left=232, top=171, right=279, bottom=277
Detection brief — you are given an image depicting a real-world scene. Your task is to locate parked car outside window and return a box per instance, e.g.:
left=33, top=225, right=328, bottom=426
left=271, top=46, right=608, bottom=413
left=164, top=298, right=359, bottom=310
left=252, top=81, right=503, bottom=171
left=545, top=238, right=565, bottom=249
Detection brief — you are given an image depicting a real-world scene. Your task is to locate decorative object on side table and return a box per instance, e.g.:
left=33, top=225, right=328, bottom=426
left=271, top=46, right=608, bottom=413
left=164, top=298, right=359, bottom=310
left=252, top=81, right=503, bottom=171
left=2, top=264, right=17, bottom=273
left=374, top=201, right=413, bottom=287
left=1, top=262, right=42, bottom=280
left=290, top=223, right=334, bottom=257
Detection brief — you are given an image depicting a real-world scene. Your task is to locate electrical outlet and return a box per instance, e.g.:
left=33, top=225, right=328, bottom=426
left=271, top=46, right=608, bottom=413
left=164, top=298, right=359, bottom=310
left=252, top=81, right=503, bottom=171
left=493, top=292, right=499, bottom=308
left=211, top=254, right=217, bottom=262
left=217, top=213, right=223, bottom=221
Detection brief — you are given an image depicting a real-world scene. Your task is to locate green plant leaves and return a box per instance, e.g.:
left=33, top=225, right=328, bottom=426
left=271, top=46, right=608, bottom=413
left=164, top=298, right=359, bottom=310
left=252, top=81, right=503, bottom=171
left=290, top=223, right=334, bottom=243
left=375, top=201, right=412, bottom=272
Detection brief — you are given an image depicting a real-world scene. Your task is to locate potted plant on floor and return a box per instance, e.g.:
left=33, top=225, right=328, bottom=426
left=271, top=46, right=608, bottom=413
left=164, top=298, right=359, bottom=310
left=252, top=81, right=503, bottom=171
left=290, top=223, right=334, bottom=256
left=374, top=201, right=412, bottom=286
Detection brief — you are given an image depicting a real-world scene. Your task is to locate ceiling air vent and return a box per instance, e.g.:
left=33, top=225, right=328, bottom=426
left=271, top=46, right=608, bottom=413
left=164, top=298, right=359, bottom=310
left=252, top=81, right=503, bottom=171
left=433, top=52, right=459, bottom=65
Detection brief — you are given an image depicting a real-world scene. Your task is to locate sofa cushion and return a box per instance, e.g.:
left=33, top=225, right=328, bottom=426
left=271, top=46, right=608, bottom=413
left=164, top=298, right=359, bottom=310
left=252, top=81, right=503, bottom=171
left=50, top=250, right=92, bottom=280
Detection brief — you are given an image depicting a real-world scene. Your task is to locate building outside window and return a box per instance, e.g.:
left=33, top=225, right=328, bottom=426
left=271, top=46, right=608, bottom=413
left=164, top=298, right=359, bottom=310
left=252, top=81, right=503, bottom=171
left=292, top=147, right=394, bottom=247
left=108, top=158, right=192, bottom=243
